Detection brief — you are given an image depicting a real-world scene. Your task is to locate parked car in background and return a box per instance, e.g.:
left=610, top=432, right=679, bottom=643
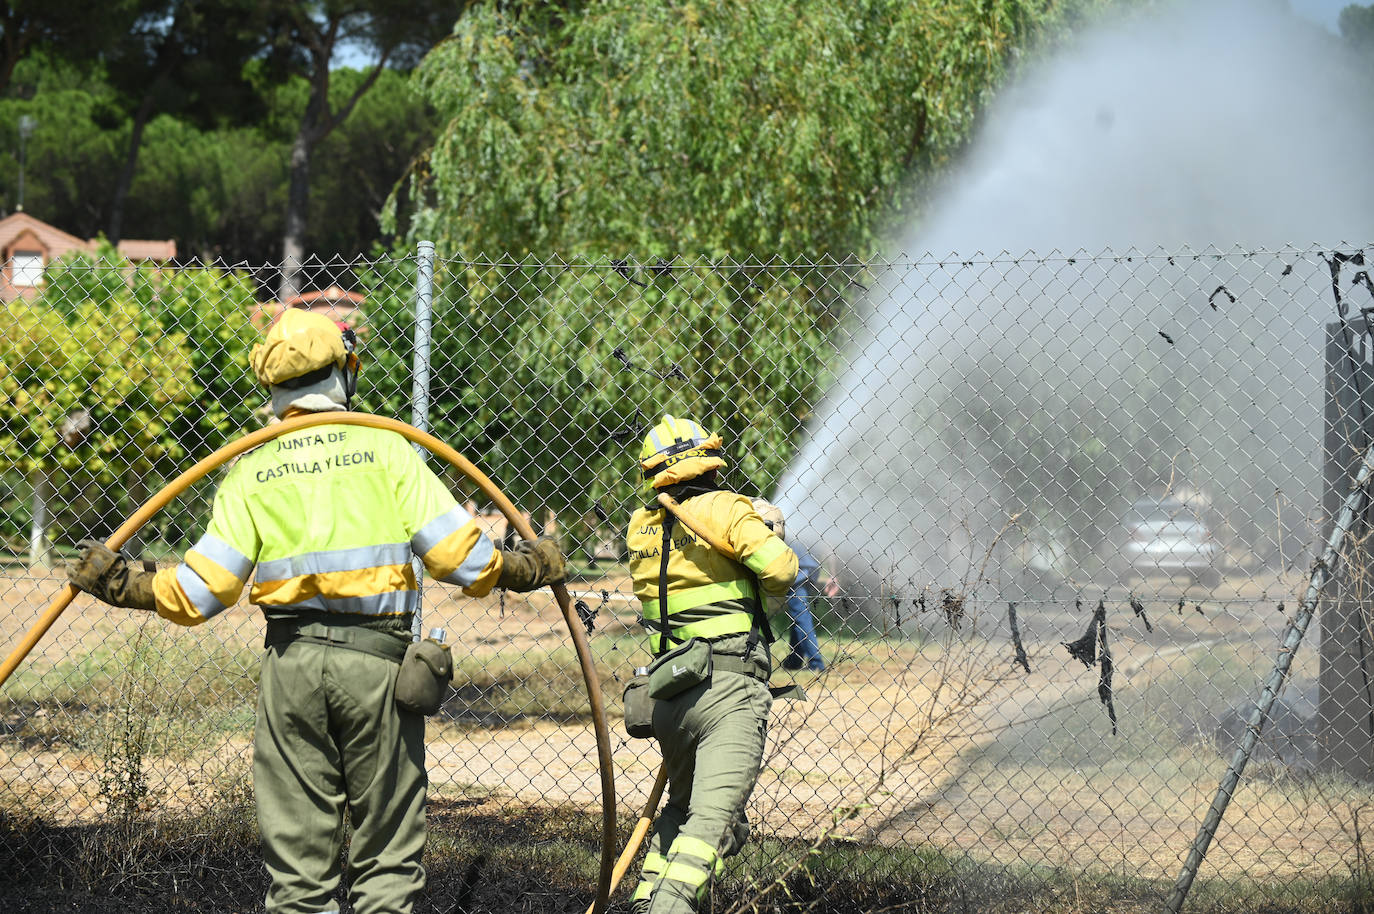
left=1118, top=496, right=1222, bottom=587
left=1009, top=523, right=1071, bottom=596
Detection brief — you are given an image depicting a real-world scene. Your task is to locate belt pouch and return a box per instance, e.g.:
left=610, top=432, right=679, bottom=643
left=622, top=674, right=655, bottom=738
left=647, top=637, right=713, bottom=700
left=395, top=637, right=454, bottom=715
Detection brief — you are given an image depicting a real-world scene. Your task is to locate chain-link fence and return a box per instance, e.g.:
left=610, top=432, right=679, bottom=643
left=4, top=243, right=1374, bottom=913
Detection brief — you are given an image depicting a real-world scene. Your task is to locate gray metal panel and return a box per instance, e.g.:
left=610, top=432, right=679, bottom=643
left=1320, top=321, right=1374, bottom=781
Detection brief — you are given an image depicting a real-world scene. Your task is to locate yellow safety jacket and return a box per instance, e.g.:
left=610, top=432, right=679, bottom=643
left=151, top=423, right=503, bottom=626
left=627, top=491, right=798, bottom=651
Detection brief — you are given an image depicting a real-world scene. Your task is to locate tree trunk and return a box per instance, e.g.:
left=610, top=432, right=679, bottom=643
left=28, top=467, right=49, bottom=569
left=108, top=91, right=158, bottom=247
left=276, top=34, right=389, bottom=303
left=279, top=131, right=312, bottom=302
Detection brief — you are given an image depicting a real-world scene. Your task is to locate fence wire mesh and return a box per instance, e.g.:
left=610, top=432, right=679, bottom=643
left=3, top=244, right=1374, bottom=912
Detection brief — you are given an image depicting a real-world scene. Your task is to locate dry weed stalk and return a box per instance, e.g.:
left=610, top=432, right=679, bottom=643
left=727, top=519, right=1030, bottom=914
left=1315, top=529, right=1374, bottom=892
left=729, top=622, right=1017, bottom=914
left=82, top=618, right=167, bottom=892
left=1289, top=766, right=1374, bottom=897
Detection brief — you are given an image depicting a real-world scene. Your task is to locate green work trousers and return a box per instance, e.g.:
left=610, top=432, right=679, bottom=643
left=255, top=640, right=427, bottom=914
left=633, top=637, right=773, bottom=914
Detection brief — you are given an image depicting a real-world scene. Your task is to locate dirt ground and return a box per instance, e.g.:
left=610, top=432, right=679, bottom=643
left=0, top=564, right=1366, bottom=893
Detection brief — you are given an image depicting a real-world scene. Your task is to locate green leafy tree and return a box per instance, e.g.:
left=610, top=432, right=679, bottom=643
left=0, top=258, right=195, bottom=561
left=0, top=246, right=270, bottom=559
left=146, top=263, right=263, bottom=454
left=276, top=66, right=440, bottom=260
left=4, top=50, right=438, bottom=268
left=103, top=0, right=275, bottom=245
left=146, top=261, right=266, bottom=549
left=387, top=0, right=1116, bottom=549
left=347, top=251, right=845, bottom=558
left=404, top=0, right=1114, bottom=258
left=349, top=249, right=420, bottom=418
left=0, top=53, right=125, bottom=234
left=0, top=0, right=140, bottom=95
left=1340, top=3, right=1374, bottom=57
left=125, top=115, right=288, bottom=263
left=455, top=261, right=839, bottom=542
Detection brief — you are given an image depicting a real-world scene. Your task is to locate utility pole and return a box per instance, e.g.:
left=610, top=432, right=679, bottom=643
left=16, top=114, right=36, bottom=211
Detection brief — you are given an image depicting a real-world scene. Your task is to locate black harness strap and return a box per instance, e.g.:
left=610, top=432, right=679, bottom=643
left=657, top=512, right=676, bottom=657
left=744, top=569, right=773, bottom=655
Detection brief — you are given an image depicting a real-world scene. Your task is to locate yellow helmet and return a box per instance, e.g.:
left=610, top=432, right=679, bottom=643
left=250, top=308, right=359, bottom=390
left=639, top=414, right=726, bottom=489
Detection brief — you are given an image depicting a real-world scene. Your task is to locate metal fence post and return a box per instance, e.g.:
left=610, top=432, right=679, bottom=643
left=411, top=240, right=436, bottom=640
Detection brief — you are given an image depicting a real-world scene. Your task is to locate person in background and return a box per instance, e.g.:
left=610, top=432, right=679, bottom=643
left=782, top=543, right=826, bottom=672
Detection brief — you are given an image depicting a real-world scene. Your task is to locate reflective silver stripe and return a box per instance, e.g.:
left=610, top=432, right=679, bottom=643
left=189, top=533, right=253, bottom=580
left=649, top=418, right=705, bottom=456
left=256, top=543, right=413, bottom=582
left=440, top=534, right=494, bottom=587
left=175, top=563, right=228, bottom=620
left=270, top=591, right=418, bottom=616
left=411, top=505, right=474, bottom=556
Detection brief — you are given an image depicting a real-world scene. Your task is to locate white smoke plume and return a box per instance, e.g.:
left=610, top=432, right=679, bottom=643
left=777, top=0, right=1374, bottom=601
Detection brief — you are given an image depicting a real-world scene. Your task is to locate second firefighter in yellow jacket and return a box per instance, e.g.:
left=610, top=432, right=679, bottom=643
left=625, top=415, right=798, bottom=914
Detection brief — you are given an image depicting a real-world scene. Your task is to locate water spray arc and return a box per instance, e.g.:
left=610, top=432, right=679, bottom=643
left=778, top=0, right=1374, bottom=596
left=0, top=411, right=618, bottom=914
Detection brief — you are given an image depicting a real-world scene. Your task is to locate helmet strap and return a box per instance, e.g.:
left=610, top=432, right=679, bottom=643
left=343, top=360, right=358, bottom=409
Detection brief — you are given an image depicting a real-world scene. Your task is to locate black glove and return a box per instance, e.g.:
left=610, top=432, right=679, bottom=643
left=496, top=537, right=567, bottom=592
left=67, top=540, right=157, bottom=611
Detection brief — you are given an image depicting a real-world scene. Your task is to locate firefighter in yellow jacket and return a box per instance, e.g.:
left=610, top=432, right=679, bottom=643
left=626, top=415, right=798, bottom=914
left=67, top=309, right=565, bottom=914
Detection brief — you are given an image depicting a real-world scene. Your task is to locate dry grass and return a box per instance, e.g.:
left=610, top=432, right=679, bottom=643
left=3, top=568, right=1374, bottom=911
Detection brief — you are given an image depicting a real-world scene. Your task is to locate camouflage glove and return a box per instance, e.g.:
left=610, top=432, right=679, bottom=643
left=752, top=497, right=786, bottom=542
left=496, top=537, right=567, bottom=592
left=67, top=540, right=157, bottom=611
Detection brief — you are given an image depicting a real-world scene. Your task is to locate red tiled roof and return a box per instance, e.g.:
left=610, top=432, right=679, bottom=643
left=250, top=286, right=369, bottom=332
left=0, top=212, right=175, bottom=302
left=0, top=212, right=175, bottom=263
left=0, top=212, right=87, bottom=255
left=282, top=285, right=366, bottom=307
left=115, top=238, right=177, bottom=261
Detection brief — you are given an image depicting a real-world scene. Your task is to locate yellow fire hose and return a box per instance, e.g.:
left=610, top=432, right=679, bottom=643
left=656, top=491, right=737, bottom=558
left=581, top=490, right=741, bottom=912
left=0, top=412, right=616, bottom=914
left=584, top=764, right=669, bottom=914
